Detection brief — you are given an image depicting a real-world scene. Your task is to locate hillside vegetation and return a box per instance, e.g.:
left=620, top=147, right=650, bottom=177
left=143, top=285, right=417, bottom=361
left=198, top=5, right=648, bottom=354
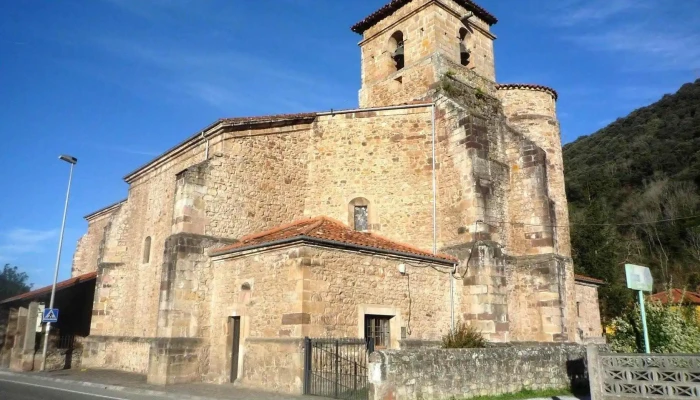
left=563, top=79, right=700, bottom=321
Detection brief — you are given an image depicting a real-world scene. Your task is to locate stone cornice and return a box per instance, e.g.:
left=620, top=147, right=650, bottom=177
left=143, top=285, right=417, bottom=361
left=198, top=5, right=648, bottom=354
left=84, top=199, right=127, bottom=221
left=496, top=83, right=559, bottom=101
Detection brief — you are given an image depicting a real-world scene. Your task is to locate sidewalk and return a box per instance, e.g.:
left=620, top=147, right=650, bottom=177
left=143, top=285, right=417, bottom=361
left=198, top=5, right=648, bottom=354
left=0, top=367, right=590, bottom=400
left=0, top=368, right=315, bottom=400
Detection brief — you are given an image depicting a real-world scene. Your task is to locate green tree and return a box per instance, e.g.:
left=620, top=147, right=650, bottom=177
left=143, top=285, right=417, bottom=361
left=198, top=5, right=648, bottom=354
left=608, top=294, right=700, bottom=353
left=0, top=264, right=32, bottom=300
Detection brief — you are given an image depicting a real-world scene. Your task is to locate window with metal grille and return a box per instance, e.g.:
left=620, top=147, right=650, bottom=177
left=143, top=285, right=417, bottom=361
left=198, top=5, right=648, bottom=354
left=354, top=206, right=368, bottom=231
left=365, top=315, right=391, bottom=349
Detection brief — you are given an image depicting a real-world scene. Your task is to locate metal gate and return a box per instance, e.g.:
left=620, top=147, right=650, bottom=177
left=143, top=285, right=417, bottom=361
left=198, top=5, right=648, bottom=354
left=303, top=337, right=374, bottom=400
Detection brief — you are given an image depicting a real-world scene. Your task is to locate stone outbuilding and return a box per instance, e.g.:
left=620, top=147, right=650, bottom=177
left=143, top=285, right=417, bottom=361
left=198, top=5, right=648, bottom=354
left=0, top=0, right=605, bottom=394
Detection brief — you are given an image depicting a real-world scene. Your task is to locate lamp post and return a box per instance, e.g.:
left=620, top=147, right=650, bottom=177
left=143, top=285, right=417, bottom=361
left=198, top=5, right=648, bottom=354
left=40, top=154, right=77, bottom=371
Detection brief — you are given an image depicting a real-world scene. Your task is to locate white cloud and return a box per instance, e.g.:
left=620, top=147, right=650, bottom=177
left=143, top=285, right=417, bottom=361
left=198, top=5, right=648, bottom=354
left=549, top=0, right=649, bottom=27
left=567, top=26, right=700, bottom=71
left=0, top=229, right=58, bottom=261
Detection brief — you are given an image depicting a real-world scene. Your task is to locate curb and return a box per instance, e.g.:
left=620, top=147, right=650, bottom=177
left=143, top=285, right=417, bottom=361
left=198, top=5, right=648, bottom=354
left=0, top=370, right=219, bottom=400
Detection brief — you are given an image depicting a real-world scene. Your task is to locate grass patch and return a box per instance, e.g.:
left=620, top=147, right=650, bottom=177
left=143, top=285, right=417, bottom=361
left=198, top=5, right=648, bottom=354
left=452, top=387, right=572, bottom=400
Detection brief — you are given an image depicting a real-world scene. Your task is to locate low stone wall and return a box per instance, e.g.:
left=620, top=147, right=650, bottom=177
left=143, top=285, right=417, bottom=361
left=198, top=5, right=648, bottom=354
left=82, top=336, right=151, bottom=373
left=368, top=343, right=589, bottom=400
left=34, top=348, right=83, bottom=371
left=240, top=338, right=304, bottom=394
left=147, top=338, right=207, bottom=385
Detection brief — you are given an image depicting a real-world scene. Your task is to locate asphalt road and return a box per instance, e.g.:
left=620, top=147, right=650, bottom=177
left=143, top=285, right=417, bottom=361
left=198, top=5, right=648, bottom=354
left=0, top=375, right=172, bottom=400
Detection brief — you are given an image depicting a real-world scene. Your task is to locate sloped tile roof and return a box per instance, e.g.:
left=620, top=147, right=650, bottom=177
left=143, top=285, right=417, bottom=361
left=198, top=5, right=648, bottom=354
left=351, top=0, right=498, bottom=34
left=496, top=83, right=559, bottom=101
left=649, top=289, right=700, bottom=305
left=0, top=271, right=97, bottom=305
left=210, top=216, right=457, bottom=264
left=574, top=274, right=606, bottom=286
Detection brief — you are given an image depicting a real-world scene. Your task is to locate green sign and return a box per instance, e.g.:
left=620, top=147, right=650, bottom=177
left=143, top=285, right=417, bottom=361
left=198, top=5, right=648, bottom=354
left=625, top=264, right=653, bottom=292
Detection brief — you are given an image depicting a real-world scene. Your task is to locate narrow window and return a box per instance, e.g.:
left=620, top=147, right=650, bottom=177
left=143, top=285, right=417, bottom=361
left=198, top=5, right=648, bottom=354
left=143, top=236, right=151, bottom=263
left=389, top=31, right=404, bottom=71
left=365, top=315, right=392, bottom=349
left=576, top=302, right=581, bottom=317
left=459, top=28, right=470, bottom=66
left=354, top=206, right=368, bottom=231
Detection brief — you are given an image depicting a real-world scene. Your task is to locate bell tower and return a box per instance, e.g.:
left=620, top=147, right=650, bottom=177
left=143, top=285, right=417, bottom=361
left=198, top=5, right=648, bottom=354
left=351, top=0, right=498, bottom=108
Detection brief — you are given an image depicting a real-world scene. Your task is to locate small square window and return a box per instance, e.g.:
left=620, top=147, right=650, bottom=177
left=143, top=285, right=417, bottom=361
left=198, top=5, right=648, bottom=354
left=354, top=206, right=368, bottom=231
left=365, top=315, right=391, bottom=349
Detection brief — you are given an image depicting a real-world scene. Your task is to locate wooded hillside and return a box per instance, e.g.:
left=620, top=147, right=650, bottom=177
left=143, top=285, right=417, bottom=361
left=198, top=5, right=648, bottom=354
left=563, top=79, right=700, bottom=321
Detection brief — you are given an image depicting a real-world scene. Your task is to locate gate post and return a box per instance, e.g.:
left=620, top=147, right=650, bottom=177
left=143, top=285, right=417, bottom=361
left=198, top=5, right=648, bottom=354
left=586, top=344, right=604, bottom=400
left=303, top=337, right=311, bottom=394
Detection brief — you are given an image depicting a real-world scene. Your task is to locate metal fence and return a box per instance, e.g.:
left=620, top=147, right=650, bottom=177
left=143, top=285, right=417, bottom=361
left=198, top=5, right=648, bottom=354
left=303, top=337, right=374, bottom=400
left=588, top=345, right=700, bottom=399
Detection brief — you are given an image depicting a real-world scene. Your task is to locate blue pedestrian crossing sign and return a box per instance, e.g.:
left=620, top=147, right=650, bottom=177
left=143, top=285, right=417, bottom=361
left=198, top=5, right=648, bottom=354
left=42, top=308, right=59, bottom=323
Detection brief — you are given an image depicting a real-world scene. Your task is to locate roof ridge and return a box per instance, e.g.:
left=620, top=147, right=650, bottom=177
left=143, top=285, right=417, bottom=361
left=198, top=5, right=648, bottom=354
left=302, top=217, right=328, bottom=235
left=236, top=217, right=319, bottom=243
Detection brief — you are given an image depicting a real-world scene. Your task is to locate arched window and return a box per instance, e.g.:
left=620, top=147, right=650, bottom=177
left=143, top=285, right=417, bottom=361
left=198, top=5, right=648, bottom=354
left=389, top=31, right=405, bottom=71
left=459, top=28, right=470, bottom=66
left=143, top=236, right=151, bottom=263
left=348, top=197, right=371, bottom=231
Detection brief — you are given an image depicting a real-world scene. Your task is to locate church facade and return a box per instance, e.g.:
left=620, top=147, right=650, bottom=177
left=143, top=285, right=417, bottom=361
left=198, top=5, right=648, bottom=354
left=2, top=0, right=604, bottom=393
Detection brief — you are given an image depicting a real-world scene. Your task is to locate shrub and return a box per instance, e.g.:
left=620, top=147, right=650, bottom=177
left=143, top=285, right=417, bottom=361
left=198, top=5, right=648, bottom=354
left=442, top=321, right=487, bottom=348
left=608, top=292, right=700, bottom=353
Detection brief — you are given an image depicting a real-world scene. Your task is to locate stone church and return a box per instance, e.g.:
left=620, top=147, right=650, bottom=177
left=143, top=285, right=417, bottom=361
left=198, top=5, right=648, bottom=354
left=0, top=0, right=603, bottom=393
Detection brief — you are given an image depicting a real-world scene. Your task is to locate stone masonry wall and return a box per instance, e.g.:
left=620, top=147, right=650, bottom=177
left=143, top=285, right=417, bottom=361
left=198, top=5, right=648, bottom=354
left=72, top=208, right=119, bottom=277
left=82, top=336, right=151, bottom=373
left=202, top=127, right=311, bottom=239
left=368, top=344, right=588, bottom=400
left=299, top=246, right=458, bottom=343
left=207, top=246, right=304, bottom=385
left=208, top=244, right=457, bottom=390
left=496, top=87, right=571, bottom=257
left=575, top=283, right=603, bottom=340
left=506, top=256, right=572, bottom=342
left=308, top=108, right=436, bottom=251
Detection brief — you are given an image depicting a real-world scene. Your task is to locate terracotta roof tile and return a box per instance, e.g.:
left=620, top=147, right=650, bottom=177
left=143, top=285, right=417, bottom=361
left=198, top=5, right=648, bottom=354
left=210, top=216, right=457, bottom=263
left=351, top=0, right=498, bottom=34
left=496, top=83, right=559, bottom=101
left=574, top=274, right=606, bottom=286
left=0, top=271, right=97, bottom=304
left=649, top=289, right=700, bottom=305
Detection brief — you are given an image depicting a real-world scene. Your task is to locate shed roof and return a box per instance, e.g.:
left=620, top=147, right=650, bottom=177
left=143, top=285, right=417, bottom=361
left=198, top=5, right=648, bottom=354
left=210, top=216, right=457, bottom=264
left=0, top=271, right=97, bottom=305
left=574, top=274, right=606, bottom=286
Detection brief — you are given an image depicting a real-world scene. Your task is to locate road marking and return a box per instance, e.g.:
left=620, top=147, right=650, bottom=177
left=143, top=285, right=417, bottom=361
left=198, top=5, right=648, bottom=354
left=0, top=378, right=130, bottom=399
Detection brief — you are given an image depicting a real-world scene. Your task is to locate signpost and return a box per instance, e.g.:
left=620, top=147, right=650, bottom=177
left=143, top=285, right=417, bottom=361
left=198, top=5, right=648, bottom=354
left=42, top=308, right=59, bottom=324
left=625, top=264, right=653, bottom=353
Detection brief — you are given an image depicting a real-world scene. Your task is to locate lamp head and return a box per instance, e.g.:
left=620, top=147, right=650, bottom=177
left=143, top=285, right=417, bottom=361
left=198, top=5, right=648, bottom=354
left=59, top=155, right=77, bottom=164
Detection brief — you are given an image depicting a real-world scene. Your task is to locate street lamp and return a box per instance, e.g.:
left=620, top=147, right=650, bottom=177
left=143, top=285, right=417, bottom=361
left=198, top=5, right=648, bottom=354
left=40, top=154, right=77, bottom=371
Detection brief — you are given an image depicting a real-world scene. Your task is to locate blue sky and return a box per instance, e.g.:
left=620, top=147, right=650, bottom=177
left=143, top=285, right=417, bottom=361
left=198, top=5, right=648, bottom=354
left=1, top=0, right=699, bottom=289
